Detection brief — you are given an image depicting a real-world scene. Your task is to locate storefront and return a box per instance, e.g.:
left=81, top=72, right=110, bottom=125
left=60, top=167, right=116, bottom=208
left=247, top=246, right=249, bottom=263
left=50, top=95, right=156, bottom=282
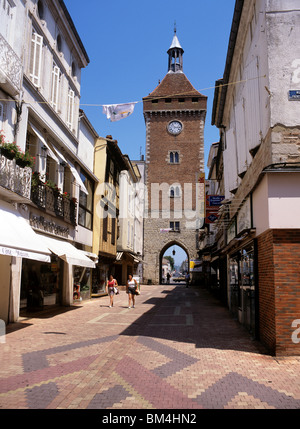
left=91, top=254, right=112, bottom=296
left=226, top=197, right=258, bottom=338
left=228, top=242, right=257, bottom=337
left=20, top=234, right=96, bottom=312
left=20, top=256, right=62, bottom=311
left=0, top=200, right=52, bottom=323
left=74, top=264, right=93, bottom=301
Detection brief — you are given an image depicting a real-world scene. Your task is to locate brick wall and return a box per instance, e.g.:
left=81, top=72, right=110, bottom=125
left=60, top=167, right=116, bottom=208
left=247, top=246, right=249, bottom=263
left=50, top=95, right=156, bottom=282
left=273, top=230, right=300, bottom=356
left=257, top=229, right=300, bottom=356
left=257, top=229, right=276, bottom=353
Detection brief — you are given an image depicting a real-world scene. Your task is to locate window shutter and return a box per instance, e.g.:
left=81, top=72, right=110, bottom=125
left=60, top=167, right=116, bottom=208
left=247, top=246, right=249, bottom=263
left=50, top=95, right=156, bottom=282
left=111, top=217, right=116, bottom=245
left=30, top=31, right=43, bottom=87
left=51, top=65, right=60, bottom=111
left=0, top=103, right=3, bottom=127
left=103, top=205, right=108, bottom=241
left=67, top=88, right=75, bottom=130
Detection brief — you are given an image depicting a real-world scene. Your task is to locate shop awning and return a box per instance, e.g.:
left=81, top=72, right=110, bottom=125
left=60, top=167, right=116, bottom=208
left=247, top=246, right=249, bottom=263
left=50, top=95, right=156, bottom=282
left=29, top=123, right=59, bottom=163
left=0, top=201, right=51, bottom=262
left=51, top=146, right=89, bottom=195
left=40, top=235, right=96, bottom=268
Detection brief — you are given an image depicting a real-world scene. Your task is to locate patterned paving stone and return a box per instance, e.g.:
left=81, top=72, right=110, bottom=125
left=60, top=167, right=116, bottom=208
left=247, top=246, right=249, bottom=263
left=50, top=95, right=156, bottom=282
left=195, top=372, right=300, bottom=409
left=25, top=382, right=59, bottom=409
left=87, top=385, right=129, bottom=409
left=1, top=285, right=300, bottom=410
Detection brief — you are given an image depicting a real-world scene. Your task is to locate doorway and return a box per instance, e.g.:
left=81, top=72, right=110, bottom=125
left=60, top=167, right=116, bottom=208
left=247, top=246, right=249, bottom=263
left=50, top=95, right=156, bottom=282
left=159, top=242, right=189, bottom=285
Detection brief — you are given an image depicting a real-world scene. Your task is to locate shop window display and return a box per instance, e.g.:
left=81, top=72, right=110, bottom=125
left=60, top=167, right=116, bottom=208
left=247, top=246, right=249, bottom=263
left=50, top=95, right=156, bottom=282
left=73, top=266, right=91, bottom=301
left=20, top=257, right=61, bottom=311
left=229, top=244, right=256, bottom=336
left=91, top=265, right=108, bottom=296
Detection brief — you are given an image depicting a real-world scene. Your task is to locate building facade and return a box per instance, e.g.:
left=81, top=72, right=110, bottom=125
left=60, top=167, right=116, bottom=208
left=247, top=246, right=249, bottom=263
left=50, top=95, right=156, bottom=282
left=0, top=0, right=97, bottom=323
left=115, top=155, right=143, bottom=285
left=207, top=0, right=300, bottom=356
left=92, top=135, right=128, bottom=295
left=142, top=31, right=207, bottom=284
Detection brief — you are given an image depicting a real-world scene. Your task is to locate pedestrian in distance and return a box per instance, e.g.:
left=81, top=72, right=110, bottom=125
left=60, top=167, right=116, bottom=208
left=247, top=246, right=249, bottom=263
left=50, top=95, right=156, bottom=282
left=106, top=274, right=118, bottom=308
left=126, top=274, right=138, bottom=308
left=185, top=272, right=190, bottom=288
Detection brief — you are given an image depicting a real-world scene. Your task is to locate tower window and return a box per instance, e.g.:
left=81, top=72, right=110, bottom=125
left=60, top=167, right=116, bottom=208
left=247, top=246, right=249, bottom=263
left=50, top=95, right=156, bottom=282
left=169, top=151, right=179, bottom=164
left=170, top=221, right=180, bottom=232
left=37, top=0, right=44, bottom=20
left=151, top=99, right=158, bottom=104
left=56, top=34, right=62, bottom=52
left=170, top=185, right=181, bottom=198
left=165, top=99, right=172, bottom=103
left=178, top=98, right=185, bottom=103
left=192, top=98, right=199, bottom=103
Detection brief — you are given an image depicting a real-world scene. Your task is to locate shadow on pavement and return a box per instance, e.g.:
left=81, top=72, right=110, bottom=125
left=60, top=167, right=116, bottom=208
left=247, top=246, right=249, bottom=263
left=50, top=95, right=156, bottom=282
left=120, top=285, right=268, bottom=355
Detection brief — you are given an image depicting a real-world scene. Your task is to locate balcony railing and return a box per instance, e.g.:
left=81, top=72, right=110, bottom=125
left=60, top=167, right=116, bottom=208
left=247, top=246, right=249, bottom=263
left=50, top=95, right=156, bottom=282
left=31, top=182, right=77, bottom=225
left=0, top=154, right=32, bottom=199
left=0, top=33, right=22, bottom=96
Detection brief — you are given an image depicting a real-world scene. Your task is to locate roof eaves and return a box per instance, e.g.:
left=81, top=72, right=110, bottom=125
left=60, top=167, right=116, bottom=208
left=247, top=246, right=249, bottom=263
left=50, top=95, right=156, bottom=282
left=58, top=0, right=90, bottom=64
left=217, top=0, right=244, bottom=127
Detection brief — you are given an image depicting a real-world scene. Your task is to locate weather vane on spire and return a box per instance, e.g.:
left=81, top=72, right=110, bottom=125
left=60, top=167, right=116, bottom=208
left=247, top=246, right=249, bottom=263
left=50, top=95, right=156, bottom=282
left=174, top=20, right=177, bottom=33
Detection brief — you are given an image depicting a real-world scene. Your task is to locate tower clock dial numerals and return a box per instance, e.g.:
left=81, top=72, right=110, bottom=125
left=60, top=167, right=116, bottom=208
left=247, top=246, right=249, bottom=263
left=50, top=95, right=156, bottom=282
left=168, top=120, right=182, bottom=135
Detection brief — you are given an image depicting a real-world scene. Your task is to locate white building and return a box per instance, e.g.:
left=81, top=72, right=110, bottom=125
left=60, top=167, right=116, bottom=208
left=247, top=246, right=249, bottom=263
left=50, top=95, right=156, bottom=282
left=0, top=0, right=98, bottom=323
left=116, top=155, right=144, bottom=284
left=210, top=0, right=300, bottom=356
left=161, top=257, right=171, bottom=283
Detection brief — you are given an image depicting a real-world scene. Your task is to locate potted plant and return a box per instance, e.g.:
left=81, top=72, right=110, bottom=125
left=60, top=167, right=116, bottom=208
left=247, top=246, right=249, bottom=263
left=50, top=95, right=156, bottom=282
left=16, top=151, right=35, bottom=168
left=0, top=132, right=35, bottom=167
left=0, top=141, right=18, bottom=160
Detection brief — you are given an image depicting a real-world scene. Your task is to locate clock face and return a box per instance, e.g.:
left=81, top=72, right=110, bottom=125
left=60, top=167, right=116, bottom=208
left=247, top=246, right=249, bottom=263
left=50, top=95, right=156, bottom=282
left=168, top=121, right=182, bottom=135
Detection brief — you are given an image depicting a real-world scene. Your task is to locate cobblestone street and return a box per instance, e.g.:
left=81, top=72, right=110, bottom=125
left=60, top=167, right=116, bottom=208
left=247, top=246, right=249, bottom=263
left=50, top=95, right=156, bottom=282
left=1, top=285, right=300, bottom=411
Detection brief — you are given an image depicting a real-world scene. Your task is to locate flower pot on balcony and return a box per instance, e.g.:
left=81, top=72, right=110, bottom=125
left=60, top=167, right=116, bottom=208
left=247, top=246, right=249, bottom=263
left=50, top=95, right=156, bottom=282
left=16, top=158, right=28, bottom=168
left=1, top=148, right=15, bottom=160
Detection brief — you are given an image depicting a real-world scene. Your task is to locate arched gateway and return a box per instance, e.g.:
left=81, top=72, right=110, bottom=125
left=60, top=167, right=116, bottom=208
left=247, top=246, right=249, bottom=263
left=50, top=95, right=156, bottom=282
left=159, top=241, right=189, bottom=284
left=142, top=30, right=207, bottom=285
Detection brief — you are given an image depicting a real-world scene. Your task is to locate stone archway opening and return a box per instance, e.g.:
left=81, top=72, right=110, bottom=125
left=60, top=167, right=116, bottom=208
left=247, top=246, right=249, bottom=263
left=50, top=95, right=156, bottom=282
left=160, top=241, right=189, bottom=285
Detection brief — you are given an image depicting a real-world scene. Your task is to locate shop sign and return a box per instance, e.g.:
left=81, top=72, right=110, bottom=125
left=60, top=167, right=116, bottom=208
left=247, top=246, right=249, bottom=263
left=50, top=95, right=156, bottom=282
left=206, top=212, right=219, bottom=224
left=227, top=219, right=236, bottom=244
left=0, top=246, right=29, bottom=258
left=206, top=195, right=225, bottom=208
left=160, top=228, right=172, bottom=233
left=288, top=90, right=300, bottom=101
left=190, top=259, right=202, bottom=272
left=197, top=172, right=205, bottom=229
left=205, top=195, right=224, bottom=224
left=30, top=214, right=69, bottom=237
left=237, top=197, right=252, bottom=235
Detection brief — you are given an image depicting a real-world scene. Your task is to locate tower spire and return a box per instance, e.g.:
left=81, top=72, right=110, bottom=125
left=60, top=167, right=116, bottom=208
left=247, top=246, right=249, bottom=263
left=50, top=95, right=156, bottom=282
left=167, top=25, right=184, bottom=73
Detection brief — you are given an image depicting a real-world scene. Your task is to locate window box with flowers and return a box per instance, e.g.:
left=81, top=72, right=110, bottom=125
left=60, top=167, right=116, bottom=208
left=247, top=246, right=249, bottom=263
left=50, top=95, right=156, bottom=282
left=0, top=132, right=34, bottom=199
left=0, top=132, right=35, bottom=167
left=31, top=171, right=77, bottom=225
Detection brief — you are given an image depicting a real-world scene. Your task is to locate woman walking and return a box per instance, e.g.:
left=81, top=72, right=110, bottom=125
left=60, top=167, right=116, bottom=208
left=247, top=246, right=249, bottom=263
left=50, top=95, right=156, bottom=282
left=126, top=274, right=138, bottom=308
left=106, top=274, right=118, bottom=308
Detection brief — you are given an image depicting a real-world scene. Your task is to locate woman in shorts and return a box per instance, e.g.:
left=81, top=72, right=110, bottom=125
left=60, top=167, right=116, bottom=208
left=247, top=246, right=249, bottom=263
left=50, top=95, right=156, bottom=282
left=106, top=274, right=118, bottom=308
left=126, top=274, right=138, bottom=308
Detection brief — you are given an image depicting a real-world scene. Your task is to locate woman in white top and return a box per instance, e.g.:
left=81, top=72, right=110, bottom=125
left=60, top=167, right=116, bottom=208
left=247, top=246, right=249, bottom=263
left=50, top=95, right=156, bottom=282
left=126, top=274, right=138, bottom=308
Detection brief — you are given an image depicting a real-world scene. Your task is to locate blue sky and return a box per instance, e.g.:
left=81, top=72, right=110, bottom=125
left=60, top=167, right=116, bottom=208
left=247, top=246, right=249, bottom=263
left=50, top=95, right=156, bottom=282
left=64, top=0, right=236, bottom=266
left=64, top=0, right=236, bottom=169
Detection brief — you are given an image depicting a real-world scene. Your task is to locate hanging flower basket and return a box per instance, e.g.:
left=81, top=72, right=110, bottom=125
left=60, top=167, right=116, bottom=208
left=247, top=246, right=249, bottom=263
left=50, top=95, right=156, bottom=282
left=0, top=147, right=15, bottom=160
left=0, top=132, right=35, bottom=167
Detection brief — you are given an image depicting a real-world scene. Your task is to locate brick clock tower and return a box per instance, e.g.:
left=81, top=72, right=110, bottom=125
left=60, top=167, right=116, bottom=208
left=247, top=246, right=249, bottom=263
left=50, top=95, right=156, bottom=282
left=143, top=31, right=207, bottom=284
